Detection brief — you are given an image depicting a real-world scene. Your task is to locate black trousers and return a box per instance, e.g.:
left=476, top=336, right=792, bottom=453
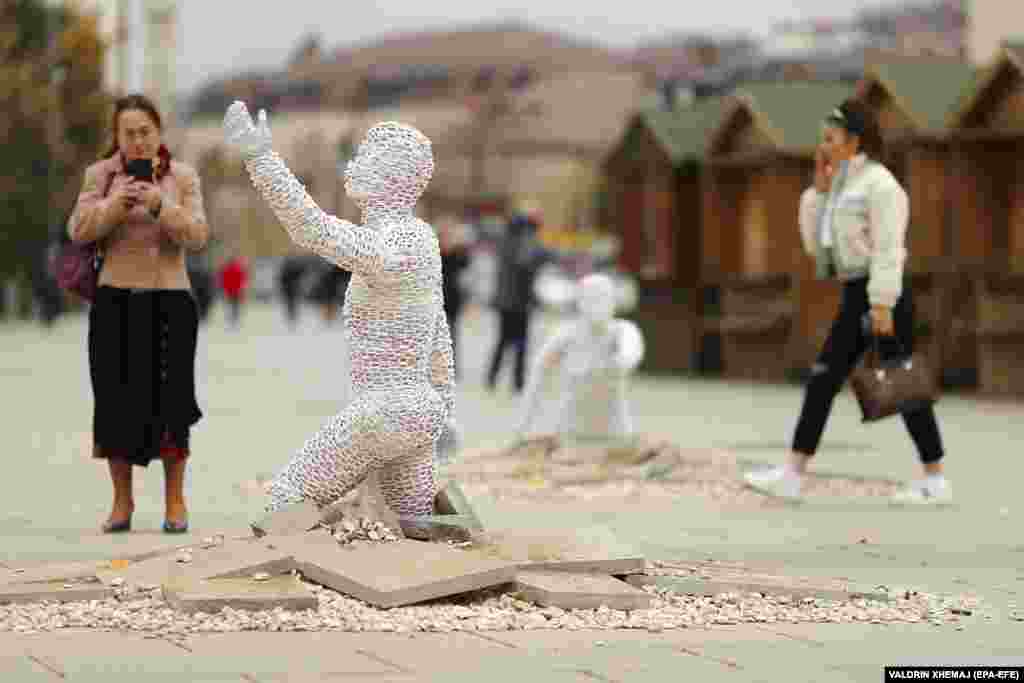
left=792, top=278, right=945, bottom=464
left=487, top=309, right=530, bottom=392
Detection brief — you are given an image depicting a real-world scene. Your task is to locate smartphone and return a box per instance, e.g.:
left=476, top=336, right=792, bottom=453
left=125, top=158, right=154, bottom=183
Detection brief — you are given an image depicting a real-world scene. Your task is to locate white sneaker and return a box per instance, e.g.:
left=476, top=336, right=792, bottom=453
left=743, top=466, right=802, bottom=500
left=890, top=477, right=953, bottom=505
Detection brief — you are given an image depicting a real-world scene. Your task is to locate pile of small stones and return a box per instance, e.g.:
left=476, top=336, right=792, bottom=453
left=455, top=445, right=900, bottom=506
left=323, top=518, right=401, bottom=545
left=0, top=580, right=1003, bottom=636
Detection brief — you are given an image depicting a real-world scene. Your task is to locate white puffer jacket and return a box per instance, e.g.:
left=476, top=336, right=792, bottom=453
left=798, top=153, right=909, bottom=308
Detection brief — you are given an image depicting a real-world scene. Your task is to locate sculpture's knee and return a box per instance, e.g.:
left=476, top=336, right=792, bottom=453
left=377, top=449, right=436, bottom=517
left=378, top=390, right=446, bottom=452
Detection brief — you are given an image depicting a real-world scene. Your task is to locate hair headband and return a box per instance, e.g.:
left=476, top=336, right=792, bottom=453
left=824, top=105, right=866, bottom=138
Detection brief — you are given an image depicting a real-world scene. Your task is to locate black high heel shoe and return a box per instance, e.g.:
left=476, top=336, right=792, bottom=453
left=101, top=518, right=132, bottom=533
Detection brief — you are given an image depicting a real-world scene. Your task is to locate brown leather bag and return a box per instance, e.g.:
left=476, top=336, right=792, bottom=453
left=850, top=338, right=938, bottom=423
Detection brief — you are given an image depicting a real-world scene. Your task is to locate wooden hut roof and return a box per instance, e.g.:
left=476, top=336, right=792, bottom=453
left=863, top=59, right=977, bottom=133
left=947, top=41, right=1024, bottom=128
left=710, top=81, right=854, bottom=157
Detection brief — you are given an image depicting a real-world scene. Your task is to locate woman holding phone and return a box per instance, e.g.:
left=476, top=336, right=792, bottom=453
left=742, top=98, right=950, bottom=504
left=68, top=94, right=209, bottom=533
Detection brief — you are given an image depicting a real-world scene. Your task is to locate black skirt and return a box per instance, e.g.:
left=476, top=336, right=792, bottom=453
left=88, top=286, right=202, bottom=467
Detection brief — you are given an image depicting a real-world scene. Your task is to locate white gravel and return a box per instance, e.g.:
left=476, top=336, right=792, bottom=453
left=0, top=579, right=992, bottom=636
left=328, top=518, right=400, bottom=545
left=0, top=459, right=998, bottom=636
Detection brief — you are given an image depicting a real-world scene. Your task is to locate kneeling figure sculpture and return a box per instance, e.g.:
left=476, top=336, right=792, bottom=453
left=224, top=102, right=455, bottom=516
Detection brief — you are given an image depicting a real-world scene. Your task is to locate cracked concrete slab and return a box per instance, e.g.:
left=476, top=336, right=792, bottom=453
left=0, top=582, right=116, bottom=605
left=1, top=561, right=109, bottom=586
left=289, top=538, right=517, bottom=608
left=466, top=529, right=646, bottom=576
left=163, top=575, right=317, bottom=614
left=514, top=571, right=653, bottom=610
left=251, top=501, right=323, bottom=538
left=96, top=538, right=297, bottom=590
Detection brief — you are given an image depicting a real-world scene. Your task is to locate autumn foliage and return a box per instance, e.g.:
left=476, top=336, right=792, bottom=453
left=0, top=0, right=108, bottom=280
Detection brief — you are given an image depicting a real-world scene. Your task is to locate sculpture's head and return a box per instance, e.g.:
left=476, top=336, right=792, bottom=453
left=576, top=273, right=617, bottom=324
left=344, top=122, right=433, bottom=211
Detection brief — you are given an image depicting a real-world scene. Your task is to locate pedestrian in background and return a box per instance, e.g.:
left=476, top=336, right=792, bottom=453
left=743, top=99, right=950, bottom=504
left=187, top=252, right=215, bottom=325
left=67, top=94, right=208, bottom=534
left=486, top=208, right=552, bottom=393
left=311, top=265, right=351, bottom=326
left=439, top=216, right=472, bottom=379
left=277, top=255, right=307, bottom=328
left=218, top=253, right=249, bottom=329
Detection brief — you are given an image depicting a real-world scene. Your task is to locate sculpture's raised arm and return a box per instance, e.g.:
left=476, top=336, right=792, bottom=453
left=223, top=101, right=387, bottom=278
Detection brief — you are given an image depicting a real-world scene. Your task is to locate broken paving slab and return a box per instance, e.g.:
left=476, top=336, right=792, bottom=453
left=2, top=539, right=233, bottom=588
left=290, top=538, right=517, bottom=609
left=467, top=529, right=645, bottom=576
left=525, top=556, right=645, bottom=576
left=0, top=582, right=116, bottom=605
left=626, top=573, right=889, bottom=603
left=96, top=538, right=298, bottom=589
left=251, top=500, right=323, bottom=538
left=163, top=575, right=317, bottom=614
left=1, top=560, right=110, bottom=586
left=515, top=571, right=653, bottom=611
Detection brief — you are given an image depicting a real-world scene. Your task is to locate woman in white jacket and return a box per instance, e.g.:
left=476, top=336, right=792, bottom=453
left=743, top=99, right=950, bottom=504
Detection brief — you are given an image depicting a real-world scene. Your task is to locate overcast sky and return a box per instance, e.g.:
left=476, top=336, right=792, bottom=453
left=177, top=0, right=906, bottom=94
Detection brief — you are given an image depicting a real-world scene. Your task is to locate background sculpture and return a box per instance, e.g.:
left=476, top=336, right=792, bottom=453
left=516, top=272, right=645, bottom=445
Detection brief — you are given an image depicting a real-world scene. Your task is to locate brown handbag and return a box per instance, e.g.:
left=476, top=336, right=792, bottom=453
left=850, top=337, right=938, bottom=423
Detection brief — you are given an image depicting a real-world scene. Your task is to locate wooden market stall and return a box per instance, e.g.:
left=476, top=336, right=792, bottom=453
left=702, top=81, right=853, bottom=380
left=603, top=97, right=725, bottom=374
left=945, top=42, right=1024, bottom=395
left=859, top=55, right=978, bottom=385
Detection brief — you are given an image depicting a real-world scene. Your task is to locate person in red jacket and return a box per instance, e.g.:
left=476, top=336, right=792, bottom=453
left=218, top=254, right=249, bottom=329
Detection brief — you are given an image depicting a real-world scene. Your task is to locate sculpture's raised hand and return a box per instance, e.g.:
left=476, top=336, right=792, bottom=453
left=223, top=101, right=272, bottom=158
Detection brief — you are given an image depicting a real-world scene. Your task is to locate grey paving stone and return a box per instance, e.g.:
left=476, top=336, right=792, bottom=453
left=251, top=500, right=323, bottom=538
left=514, top=571, right=654, bottom=610
left=163, top=575, right=317, bottom=614
left=466, top=529, right=645, bottom=575
left=525, top=556, right=647, bottom=575
left=290, top=538, right=517, bottom=608
left=1, top=560, right=108, bottom=585
left=95, top=538, right=297, bottom=590
left=0, top=581, right=115, bottom=605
